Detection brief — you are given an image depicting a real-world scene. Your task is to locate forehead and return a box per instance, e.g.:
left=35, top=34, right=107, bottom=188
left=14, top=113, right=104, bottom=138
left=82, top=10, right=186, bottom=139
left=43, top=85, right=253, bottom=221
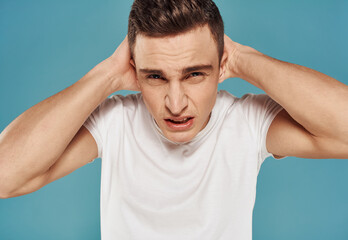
left=133, top=25, right=219, bottom=70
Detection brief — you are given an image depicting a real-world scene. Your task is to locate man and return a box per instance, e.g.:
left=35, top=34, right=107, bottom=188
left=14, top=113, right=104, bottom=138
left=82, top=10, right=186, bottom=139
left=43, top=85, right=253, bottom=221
left=0, top=0, right=347, bottom=239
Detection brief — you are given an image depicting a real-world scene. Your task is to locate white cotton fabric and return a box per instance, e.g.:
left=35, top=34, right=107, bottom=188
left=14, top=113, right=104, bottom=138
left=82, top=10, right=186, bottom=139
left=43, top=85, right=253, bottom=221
left=83, top=90, right=284, bottom=240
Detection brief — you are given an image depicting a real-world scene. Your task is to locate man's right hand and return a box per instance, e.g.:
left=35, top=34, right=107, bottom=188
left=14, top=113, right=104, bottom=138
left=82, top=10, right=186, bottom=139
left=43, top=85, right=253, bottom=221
left=104, top=36, right=140, bottom=92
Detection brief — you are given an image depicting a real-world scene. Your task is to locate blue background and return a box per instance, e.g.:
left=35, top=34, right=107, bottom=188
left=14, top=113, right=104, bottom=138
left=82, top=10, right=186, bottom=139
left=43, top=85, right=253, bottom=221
left=1, top=0, right=347, bottom=239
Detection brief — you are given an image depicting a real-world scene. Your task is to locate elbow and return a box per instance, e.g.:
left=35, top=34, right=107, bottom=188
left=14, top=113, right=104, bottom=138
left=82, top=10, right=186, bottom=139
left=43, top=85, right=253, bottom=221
left=0, top=185, right=14, bottom=199
left=0, top=187, right=32, bottom=199
left=0, top=172, right=48, bottom=199
left=0, top=175, right=21, bottom=199
left=0, top=161, right=25, bottom=199
left=0, top=183, right=16, bottom=199
left=0, top=192, right=12, bottom=199
left=0, top=177, right=10, bottom=198
left=0, top=185, right=25, bottom=199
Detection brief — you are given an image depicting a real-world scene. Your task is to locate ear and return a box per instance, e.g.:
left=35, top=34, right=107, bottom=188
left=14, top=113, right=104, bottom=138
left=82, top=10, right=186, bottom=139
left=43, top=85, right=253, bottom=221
left=130, top=58, right=135, bottom=68
left=218, top=51, right=228, bottom=83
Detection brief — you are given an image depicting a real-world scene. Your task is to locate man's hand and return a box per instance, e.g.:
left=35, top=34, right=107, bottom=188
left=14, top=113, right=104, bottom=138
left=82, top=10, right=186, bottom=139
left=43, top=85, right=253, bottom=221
left=221, top=34, right=241, bottom=79
left=106, top=36, right=140, bottom=92
left=221, top=34, right=263, bottom=89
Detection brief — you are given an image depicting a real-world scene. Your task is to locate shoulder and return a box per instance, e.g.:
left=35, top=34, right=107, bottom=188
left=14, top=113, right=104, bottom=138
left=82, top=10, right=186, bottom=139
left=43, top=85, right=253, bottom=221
left=216, top=90, right=237, bottom=102
left=99, top=93, right=143, bottom=111
left=233, top=93, right=281, bottom=117
left=217, top=91, right=283, bottom=132
left=89, top=93, right=144, bottom=121
left=217, top=91, right=276, bottom=113
left=215, top=90, right=238, bottom=111
left=235, top=93, right=272, bottom=107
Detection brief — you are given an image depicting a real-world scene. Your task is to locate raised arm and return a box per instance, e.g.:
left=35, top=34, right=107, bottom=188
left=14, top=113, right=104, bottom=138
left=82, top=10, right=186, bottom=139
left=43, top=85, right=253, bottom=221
left=221, top=35, right=348, bottom=159
left=0, top=37, right=139, bottom=198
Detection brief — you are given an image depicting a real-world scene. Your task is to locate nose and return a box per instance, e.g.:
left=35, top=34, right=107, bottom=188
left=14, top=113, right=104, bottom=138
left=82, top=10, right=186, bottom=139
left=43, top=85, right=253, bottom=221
left=165, top=81, right=188, bottom=115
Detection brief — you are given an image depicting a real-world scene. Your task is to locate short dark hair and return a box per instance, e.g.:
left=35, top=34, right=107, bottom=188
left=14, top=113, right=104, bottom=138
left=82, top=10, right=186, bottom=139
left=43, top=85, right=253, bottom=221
left=128, top=0, right=224, bottom=61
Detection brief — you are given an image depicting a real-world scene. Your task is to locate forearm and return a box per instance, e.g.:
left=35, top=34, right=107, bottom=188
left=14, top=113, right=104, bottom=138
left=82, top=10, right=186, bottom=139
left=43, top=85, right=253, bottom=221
left=0, top=58, right=119, bottom=191
left=236, top=47, right=348, bottom=142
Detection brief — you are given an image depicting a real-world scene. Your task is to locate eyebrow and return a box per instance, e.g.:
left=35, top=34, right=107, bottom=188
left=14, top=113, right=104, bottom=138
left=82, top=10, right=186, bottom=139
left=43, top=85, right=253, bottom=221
left=139, top=64, right=213, bottom=75
left=182, top=64, right=213, bottom=74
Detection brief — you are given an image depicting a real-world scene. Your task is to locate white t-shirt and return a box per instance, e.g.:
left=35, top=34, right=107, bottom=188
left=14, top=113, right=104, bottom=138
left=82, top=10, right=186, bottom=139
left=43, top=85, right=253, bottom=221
left=83, top=90, right=283, bottom=240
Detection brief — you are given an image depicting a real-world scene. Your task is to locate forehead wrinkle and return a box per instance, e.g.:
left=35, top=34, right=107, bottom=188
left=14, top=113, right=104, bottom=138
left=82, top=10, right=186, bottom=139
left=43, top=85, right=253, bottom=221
left=134, top=26, right=219, bottom=76
left=144, top=47, right=198, bottom=62
left=136, top=37, right=194, bottom=60
left=139, top=48, right=210, bottom=70
left=137, top=35, right=212, bottom=63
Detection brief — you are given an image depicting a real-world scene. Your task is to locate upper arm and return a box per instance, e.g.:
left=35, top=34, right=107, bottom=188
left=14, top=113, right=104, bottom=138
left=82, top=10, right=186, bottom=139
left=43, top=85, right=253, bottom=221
left=267, top=109, right=348, bottom=159
left=9, top=126, right=98, bottom=197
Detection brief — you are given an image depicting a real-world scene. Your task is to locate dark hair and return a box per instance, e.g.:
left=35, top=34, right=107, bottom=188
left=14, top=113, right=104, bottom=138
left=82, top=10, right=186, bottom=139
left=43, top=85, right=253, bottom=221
left=128, top=0, right=224, bottom=61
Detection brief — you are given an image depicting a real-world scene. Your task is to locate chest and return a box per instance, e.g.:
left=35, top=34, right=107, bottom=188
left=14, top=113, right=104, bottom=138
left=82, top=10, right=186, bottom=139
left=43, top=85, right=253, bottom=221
left=100, top=109, right=260, bottom=239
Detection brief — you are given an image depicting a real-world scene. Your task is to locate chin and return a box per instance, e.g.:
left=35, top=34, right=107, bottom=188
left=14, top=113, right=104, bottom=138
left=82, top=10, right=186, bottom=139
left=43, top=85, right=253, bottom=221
left=164, top=131, right=197, bottom=143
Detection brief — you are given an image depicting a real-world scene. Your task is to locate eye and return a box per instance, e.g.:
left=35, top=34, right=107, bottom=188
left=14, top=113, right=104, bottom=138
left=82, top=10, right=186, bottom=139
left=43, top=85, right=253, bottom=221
left=145, top=74, right=167, bottom=86
left=184, top=72, right=206, bottom=84
left=148, top=74, right=162, bottom=79
left=190, top=72, right=203, bottom=77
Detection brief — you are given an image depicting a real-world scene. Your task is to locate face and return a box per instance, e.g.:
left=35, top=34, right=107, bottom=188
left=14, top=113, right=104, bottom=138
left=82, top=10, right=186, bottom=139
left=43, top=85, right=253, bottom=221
left=133, top=25, right=225, bottom=143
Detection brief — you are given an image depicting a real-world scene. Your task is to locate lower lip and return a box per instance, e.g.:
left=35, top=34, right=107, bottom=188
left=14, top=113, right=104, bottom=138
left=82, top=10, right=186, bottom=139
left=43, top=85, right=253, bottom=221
left=164, top=118, right=194, bottom=131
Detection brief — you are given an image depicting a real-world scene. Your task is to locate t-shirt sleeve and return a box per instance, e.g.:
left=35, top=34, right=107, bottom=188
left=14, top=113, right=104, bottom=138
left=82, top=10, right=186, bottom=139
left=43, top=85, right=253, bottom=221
left=83, top=105, right=104, bottom=160
left=83, top=96, right=121, bottom=160
left=238, top=93, right=285, bottom=163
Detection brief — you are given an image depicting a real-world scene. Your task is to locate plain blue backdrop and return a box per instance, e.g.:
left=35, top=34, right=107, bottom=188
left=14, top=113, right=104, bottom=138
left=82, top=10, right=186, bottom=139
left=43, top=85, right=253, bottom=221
left=1, top=0, right=347, bottom=239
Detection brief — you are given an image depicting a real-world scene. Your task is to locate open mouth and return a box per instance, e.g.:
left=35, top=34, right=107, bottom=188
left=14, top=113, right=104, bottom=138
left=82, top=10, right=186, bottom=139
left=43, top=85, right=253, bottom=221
left=166, top=117, right=193, bottom=124
left=164, top=117, right=195, bottom=131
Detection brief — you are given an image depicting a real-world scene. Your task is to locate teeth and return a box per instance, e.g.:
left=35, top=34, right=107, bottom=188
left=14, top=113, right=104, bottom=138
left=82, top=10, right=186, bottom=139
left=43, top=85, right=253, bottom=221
left=169, top=117, right=190, bottom=123
left=179, top=118, right=188, bottom=122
